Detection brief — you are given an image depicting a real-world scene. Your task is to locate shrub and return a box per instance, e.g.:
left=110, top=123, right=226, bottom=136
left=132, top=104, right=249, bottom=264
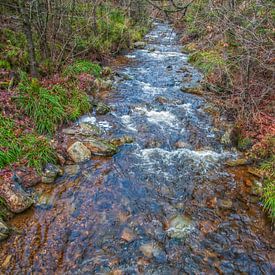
left=188, top=50, right=226, bottom=74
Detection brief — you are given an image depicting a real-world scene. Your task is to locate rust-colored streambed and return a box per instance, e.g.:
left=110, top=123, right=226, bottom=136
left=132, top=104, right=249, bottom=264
left=0, top=22, right=274, bottom=274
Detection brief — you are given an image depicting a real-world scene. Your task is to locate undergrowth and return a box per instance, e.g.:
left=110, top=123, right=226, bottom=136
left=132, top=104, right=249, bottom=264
left=0, top=114, right=56, bottom=171
left=16, top=72, right=91, bottom=135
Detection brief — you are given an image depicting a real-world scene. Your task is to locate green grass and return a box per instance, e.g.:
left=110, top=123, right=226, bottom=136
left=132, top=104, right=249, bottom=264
left=0, top=114, right=56, bottom=171
left=64, top=60, right=102, bottom=77
left=16, top=72, right=91, bottom=135
left=260, top=156, right=275, bottom=220
left=188, top=50, right=226, bottom=74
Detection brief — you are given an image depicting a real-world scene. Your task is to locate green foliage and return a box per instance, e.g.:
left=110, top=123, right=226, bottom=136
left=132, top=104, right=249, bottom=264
left=188, top=50, right=226, bottom=74
left=260, top=156, right=275, bottom=221
left=0, top=28, right=28, bottom=70
left=16, top=73, right=66, bottom=134
left=64, top=60, right=102, bottom=77
left=0, top=114, right=56, bottom=171
left=237, top=137, right=253, bottom=151
left=16, top=72, right=91, bottom=135
left=262, top=178, right=275, bottom=220
left=0, top=60, right=11, bottom=69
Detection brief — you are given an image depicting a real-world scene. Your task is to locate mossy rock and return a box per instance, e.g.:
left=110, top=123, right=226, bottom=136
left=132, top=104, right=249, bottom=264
left=181, top=86, right=203, bottom=96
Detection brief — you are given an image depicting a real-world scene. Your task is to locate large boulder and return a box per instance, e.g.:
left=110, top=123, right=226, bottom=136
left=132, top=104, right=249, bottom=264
left=0, top=219, right=9, bottom=241
left=67, top=141, right=91, bottom=163
left=167, top=215, right=193, bottom=239
left=0, top=182, right=33, bottom=213
left=83, top=138, right=118, bottom=156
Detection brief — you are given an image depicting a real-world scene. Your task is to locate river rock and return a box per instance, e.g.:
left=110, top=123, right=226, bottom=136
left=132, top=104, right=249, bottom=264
left=134, top=41, right=146, bottom=49
left=219, top=199, right=233, bottom=210
left=0, top=182, right=33, bottom=213
left=42, top=163, right=63, bottom=181
left=226, top=158, right=249, bottom=167
left=95, top=102, right=111, bottom=115
left=110, top=136, right=134, bottom=147
left=64, top=165, right=80, bottom=176
left=181, top=86, right=203, bottom=96
left=79, top=123, right=102, bottom=135
left=0, top=219, right=9, bottom=241
left=139, top=242, right=162, bottom=258
left=221, top=127, right=234, bottom=145
left=174, top=140, right=189, bottom=149
left=83, top=138, right=118, bottom=156
left=67, top=142, right=91, bottom=163
left=167, top=215, right=193, bottom=239
left=121, top=227, right=136, bottom=242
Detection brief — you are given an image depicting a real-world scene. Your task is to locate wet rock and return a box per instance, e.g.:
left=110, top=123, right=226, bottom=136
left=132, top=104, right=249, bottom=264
left=166, top=65, right=173, bottom=71
left=41, top=176, right=55, bottom=184
left=251, top=180, right=263, bottom=196
left=62, top=128, right=79, bottom=135
left=110, top=136, right=134, bottom=147
left=36, top=193, right=53, bottom=210
left=139, top=242, right=165, bottom=261
left=94, top=79, right=112, bottom=90
left=148, top=47, right=156, bottom=52
left=57, top=153, right=66, bottom=166
left=15, top=170, right=41, bottom=188
left=181, top=86, right=203, bottom=96
left=0, top=219, right=9, bottom=241
left=203, top=103, right=220, bottom=116
left=174, top=140, right=189, bottom=149
left=167, top=215, right=193, bottom=239
left=121, top=227, right=136, bottom=242
left=67, top=141, right=91, bottom=163
left=64, top=165, right=80, bottom=175
left=226, top=158, right=249, bottom=167
left=42, top=163, right=63, bottom=183
left=145, top=139, right=162, bottom=148
left=221, top=127, right=234, bottom=145
left=102, top=66, right=112, bottom=76
left=2, top=255, right=12, bottom=268
left=79, top=123, right=102, bottom=135
left=133, top=41, right=146, bottom=49
left=95, top=102, right=111, bottom=115
left=0, top=182, right=33, bottom=213
left=219, top=199, right=233, bottom=210
left=83, top=138, right=118, bottom=156
left=155, top=96, right=169, bottom=104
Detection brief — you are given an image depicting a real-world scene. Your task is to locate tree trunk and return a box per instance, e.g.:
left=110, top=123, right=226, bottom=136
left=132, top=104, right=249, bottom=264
left=18, top=0, right=38, bottom=77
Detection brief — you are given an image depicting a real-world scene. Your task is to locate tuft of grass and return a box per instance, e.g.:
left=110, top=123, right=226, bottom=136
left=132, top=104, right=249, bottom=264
left=188, top=50, right=226, bottom=74
left=16, top=73, right=66, bottom=135
left=260, top=156, right=275, bottom=221
left=64, top=60, right=102, bottom=77
left=15, top=72, right=91, bottom=135
left=0, top=114, right=56, bottom=171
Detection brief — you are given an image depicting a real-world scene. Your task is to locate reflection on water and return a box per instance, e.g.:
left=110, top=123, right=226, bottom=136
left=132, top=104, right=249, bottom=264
left=0, top=22, right=273, bottom=274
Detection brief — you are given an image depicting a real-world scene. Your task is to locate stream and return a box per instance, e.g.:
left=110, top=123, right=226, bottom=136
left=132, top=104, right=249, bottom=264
left=0, top=22, right=274, bottom=274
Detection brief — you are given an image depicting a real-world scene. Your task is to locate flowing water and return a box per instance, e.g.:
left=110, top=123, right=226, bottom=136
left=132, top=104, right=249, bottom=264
left=0, top=22, right=274, bottom=274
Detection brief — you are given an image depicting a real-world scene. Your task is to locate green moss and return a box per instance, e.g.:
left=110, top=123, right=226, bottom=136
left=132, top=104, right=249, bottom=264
left=188, top=50, right=226, bottom=74
left=0, top=60, right=11, bottom=69
left=237, top=137, right=253, bottom=151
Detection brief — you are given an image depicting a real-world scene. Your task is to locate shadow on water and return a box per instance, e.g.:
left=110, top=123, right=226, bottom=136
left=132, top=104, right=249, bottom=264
left=0, top=22, right=274, bottom=274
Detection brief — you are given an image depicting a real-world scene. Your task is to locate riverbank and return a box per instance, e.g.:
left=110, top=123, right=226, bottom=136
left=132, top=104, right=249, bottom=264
left=0, top=2, right=151, bottom=238
left=171, top=1, right=275, bottom=221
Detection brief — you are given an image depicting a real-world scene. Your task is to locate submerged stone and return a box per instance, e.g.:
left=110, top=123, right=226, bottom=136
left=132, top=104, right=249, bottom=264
left=0, top=219, right=9, bottom=241
left=110, top=136, right=134, bottom=147
left=67, top=141, right=91, bottom=163
left=42, top=163, right=63, bottom=184
left=167, top=215, right=193, bottom=239
left=181, top=86, right=203, bottom=96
